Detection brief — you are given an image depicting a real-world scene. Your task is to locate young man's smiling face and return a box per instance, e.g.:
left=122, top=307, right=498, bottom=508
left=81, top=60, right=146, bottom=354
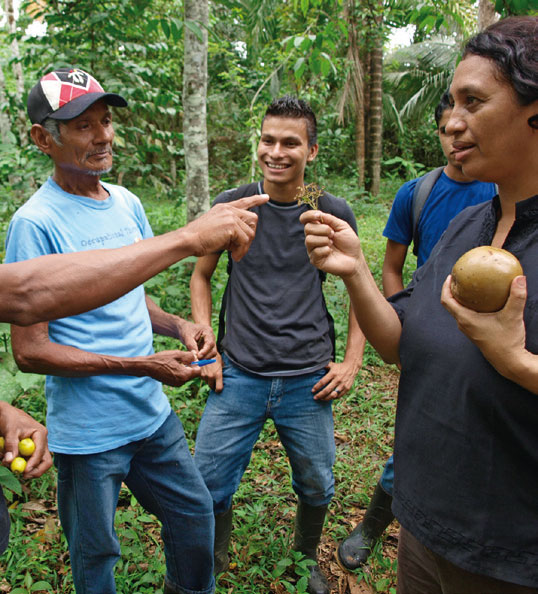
left=257, top=116, right=318, bottom=198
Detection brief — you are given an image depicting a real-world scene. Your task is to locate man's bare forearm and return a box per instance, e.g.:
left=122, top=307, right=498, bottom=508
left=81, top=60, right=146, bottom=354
left=382, top=272, right=404, bottom=298
left=190, top=276, right=214, bottom=326
left=342, top=305, right=366, bottom=371
left=1, top=227, right=199, bottom=327
left=2, top=193, right=269, bottom=327
left=11, top=322, right=197, bottom=387
left=190, top=255, right=219, bottom=326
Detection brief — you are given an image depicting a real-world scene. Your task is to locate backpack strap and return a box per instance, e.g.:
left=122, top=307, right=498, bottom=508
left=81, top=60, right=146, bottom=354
left=411, top=166, right=445, bottom=256
left=215, top=183, right=260, bottom=351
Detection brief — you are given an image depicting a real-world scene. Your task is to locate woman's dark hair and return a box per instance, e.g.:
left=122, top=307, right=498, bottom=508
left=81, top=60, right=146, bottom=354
left=463, top=16, right=538, bottom=106
left=262, top=95, right=317, bottom=147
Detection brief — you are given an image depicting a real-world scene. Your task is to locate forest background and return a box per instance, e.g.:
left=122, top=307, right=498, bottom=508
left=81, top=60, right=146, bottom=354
left=0, top=0, right=536, bottom=593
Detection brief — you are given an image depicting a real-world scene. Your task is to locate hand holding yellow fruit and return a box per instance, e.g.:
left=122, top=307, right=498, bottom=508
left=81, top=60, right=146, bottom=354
left=18, top=438, right=36, bottom=457
left=0, top=436, right=36, bottom=474
left=10, top=456, right=27, bottom=474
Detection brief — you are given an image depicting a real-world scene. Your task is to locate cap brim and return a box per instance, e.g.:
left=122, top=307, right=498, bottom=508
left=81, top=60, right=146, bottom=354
left=48, top=92, right=128, bottom=121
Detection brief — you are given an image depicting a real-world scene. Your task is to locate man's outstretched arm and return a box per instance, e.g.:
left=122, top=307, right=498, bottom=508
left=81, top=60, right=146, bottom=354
left=1, top=194, right=268, bottom=327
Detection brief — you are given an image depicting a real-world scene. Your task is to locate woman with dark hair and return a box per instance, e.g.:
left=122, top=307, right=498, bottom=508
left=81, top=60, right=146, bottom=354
left=301, top=16, right=538, bottom=594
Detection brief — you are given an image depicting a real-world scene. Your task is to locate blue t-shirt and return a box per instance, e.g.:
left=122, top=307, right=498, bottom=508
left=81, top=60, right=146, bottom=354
left=383, top=172, right=497, bottom=266
left=4, top=178, right=171, bottom=454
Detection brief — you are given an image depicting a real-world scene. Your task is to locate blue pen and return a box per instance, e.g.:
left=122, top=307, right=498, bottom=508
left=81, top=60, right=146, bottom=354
left=191, top=359, right=216, bottom=367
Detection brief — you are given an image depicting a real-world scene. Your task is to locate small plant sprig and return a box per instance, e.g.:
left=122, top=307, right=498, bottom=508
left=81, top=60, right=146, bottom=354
left=295, top=183, right=324, bottom=210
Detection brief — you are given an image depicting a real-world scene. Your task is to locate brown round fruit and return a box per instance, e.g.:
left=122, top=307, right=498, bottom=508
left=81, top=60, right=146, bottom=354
left=450, top=246, right=523, bottom=312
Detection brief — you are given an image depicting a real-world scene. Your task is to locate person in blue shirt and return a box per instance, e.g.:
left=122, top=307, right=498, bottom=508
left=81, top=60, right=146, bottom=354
left=337, top=90, right=497, bottom=572
left=5, top=67, right=267, bottom=594
left=0, top=157, right=266, bottom=571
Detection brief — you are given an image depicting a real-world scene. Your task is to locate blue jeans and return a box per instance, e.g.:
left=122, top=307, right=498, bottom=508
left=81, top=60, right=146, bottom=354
left=380, top=454, right=394, bottom=495
left=194, top=355, right=335, bottom=514
left=55, top=411, right=215, bottom=594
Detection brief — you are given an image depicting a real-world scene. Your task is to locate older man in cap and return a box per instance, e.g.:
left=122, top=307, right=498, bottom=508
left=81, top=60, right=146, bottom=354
left=4, top=67, right=259, bottom=594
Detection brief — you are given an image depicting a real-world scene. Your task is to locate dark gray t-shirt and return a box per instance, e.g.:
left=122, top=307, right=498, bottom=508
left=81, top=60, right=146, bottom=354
left=214, top=182, right=357, bottom=376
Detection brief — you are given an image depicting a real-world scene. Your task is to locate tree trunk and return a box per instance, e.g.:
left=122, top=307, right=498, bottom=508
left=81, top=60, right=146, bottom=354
left=354, top=104, right=365, bottom=190
left=4, top=0, right=27, bottom=145
left=0, top=65, right=11, bottom=144
left=338, top=0, right=365, bottom=190
left=478, top=0, right=498, bottom=30
left=367, top=34, right=383, bottom=196
left=349, top=0, right=365, bottom=189
left=183, top=0, right=209, bottom=222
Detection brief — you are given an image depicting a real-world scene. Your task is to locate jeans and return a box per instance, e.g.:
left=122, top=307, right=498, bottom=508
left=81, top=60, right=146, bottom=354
left=397, top=527, right=538, bottom=594
left=55, top=411, right=215, bottom=594
left=194, top=355, right=335, bottom=514
left=380, top=454, right=394, bottom=495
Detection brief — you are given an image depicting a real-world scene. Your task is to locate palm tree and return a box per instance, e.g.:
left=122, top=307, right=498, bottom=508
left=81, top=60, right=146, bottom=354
left=384, top=36, right=459, bottom=124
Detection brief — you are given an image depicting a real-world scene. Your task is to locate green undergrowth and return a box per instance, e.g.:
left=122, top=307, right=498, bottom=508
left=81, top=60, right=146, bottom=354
left=0, top=177, right=408, bottom=593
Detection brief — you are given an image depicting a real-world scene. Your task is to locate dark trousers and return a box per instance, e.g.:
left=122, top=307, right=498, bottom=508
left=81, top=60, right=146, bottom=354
left=397, top=527, right=538, bottom=594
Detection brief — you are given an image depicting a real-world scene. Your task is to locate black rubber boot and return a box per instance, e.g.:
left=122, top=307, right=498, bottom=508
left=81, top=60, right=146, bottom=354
left=214, top=507, right=233, bottom=574
left=293, top=500, right=330, bottom=594
left=163, top=581, right=180, bottom=594
left=336, top=482, right=394, bottom=571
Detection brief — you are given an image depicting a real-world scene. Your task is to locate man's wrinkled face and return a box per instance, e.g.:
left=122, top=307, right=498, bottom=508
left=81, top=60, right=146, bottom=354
left=49, top=99, right=115, bottom=176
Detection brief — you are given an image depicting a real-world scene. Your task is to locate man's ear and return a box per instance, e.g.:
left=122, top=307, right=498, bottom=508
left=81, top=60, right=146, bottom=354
left=30, top=124, right=56, bottom=155
left=307, top=143, right=319, bottom=163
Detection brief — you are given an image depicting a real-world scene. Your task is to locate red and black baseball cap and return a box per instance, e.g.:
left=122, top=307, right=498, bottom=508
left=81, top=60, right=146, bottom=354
left=27, top=67, right=128, bottom=125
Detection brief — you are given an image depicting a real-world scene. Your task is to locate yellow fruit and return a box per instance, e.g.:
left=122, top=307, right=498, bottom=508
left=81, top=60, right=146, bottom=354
left=451, top=246, right=523, bottom=312
left=10, top=457, right=27, bottom=474
left=0, top=437, right=4, bottom=453
left=18, top=438, right=36, bottom=457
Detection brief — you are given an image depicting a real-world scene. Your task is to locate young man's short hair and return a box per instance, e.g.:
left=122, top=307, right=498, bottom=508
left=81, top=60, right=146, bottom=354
left=262, top=95, right=318, bottom=147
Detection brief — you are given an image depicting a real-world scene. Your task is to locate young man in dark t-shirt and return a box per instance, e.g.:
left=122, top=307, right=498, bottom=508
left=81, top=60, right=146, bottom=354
left=190, top=96, right=365, bottom=594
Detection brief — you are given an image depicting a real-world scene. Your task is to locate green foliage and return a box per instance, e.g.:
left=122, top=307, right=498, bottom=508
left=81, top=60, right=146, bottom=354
left=18, top=0, right=185, bottom=192
left=384, top=36, right=459, bottom=124
left=1, top=0, right=537, bottom=202
left=383, top=156, right=426, bottom=180
left=496, top=0, right=538, bottom=15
